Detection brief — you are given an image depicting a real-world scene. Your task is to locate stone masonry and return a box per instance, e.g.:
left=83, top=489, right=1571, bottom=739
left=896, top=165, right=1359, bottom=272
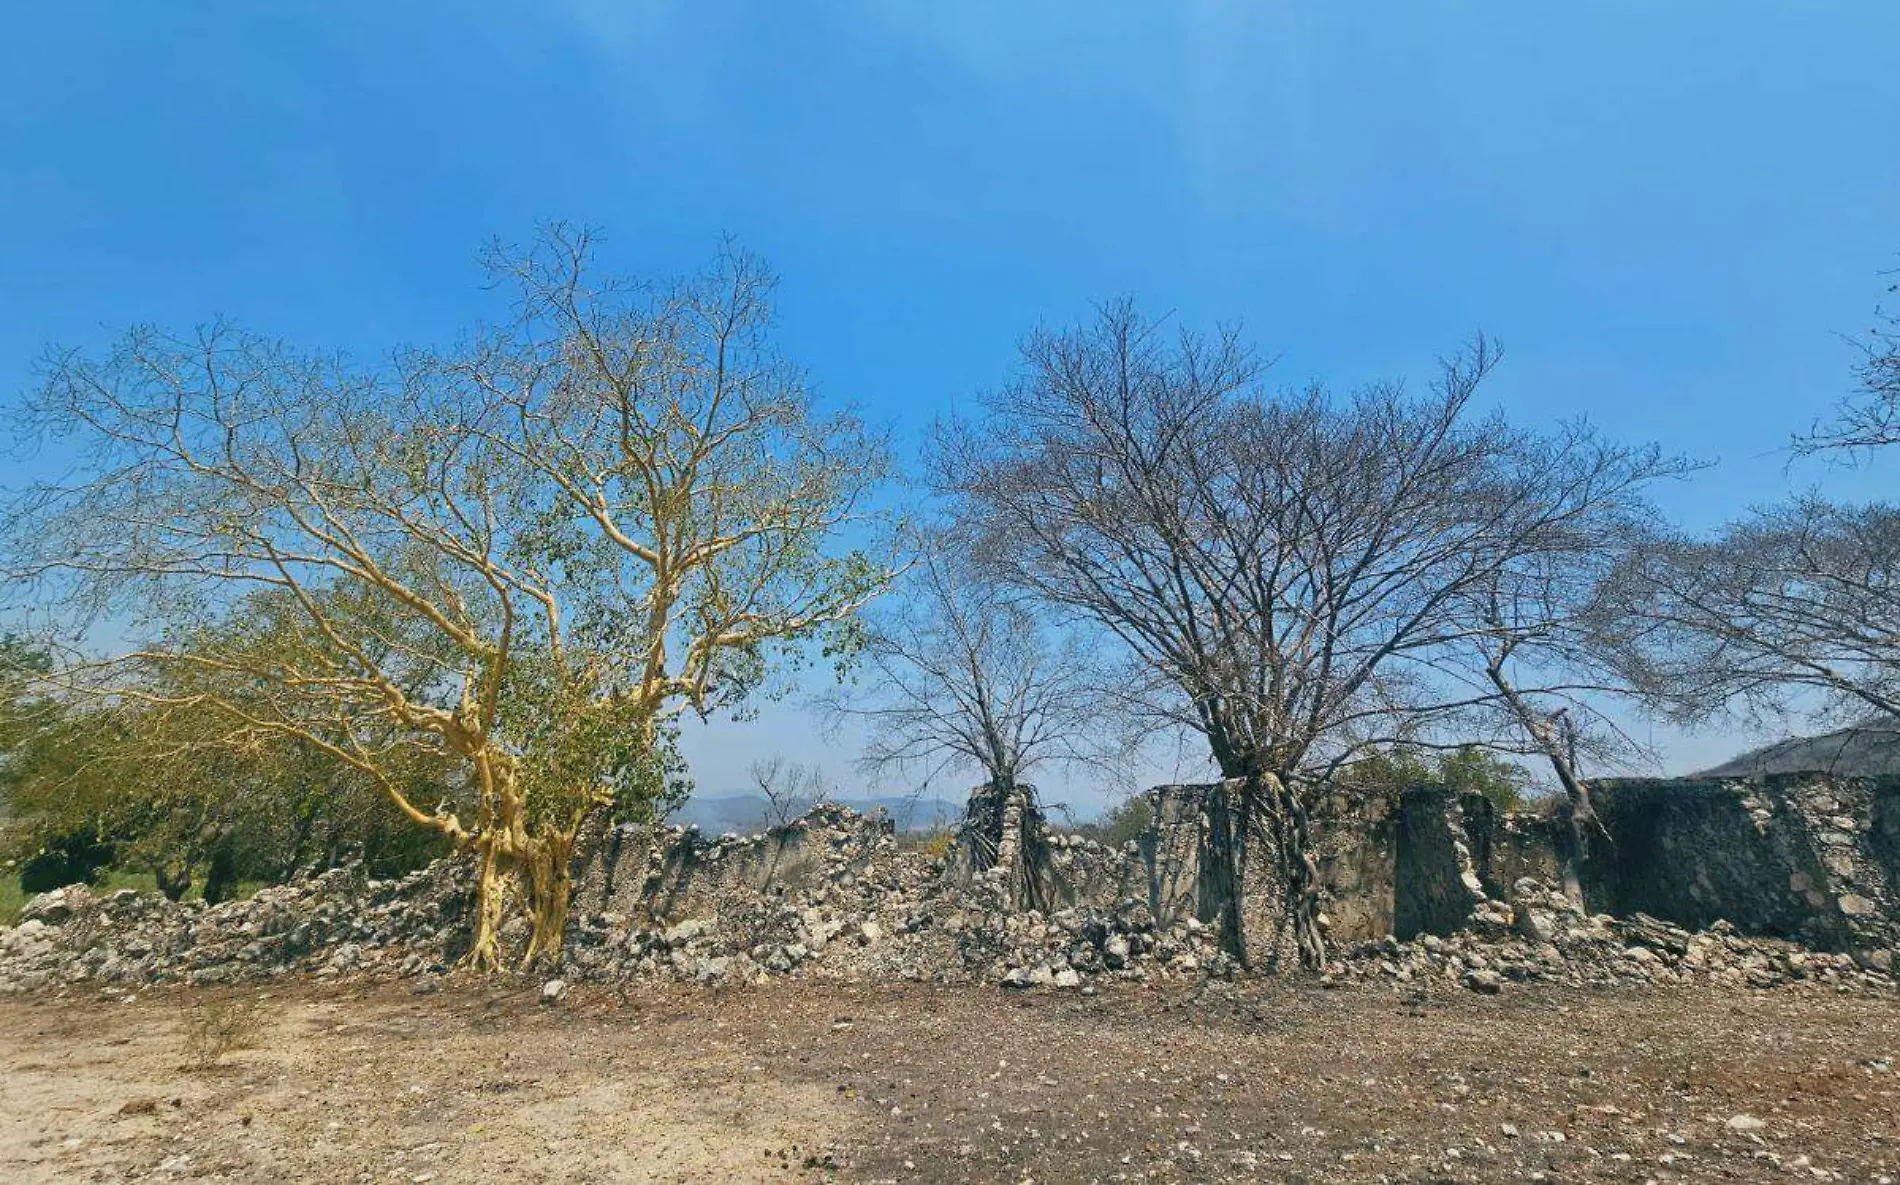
left=0, top=773, right=1894, bottom=994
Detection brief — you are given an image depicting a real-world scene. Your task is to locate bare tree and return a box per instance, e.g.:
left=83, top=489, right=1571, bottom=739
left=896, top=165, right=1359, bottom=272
left=1447, top=539, right=1673, bottom=898
left=3, top=226, right=893, bottom=969
left=1795, top=268, right=1900, bottom=457
left=1607, top=496, right=1900, bottom=734
left=830, top=548, right=1109, bottom=796
left=825, top=545, right=1114, bottom=910
left=747, top=753, right=829, bottom=827
left=935, top=303, right=1680, bottom=969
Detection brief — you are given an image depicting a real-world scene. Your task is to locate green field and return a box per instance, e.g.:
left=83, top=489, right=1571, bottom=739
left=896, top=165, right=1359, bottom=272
left=0, top=871, right=268, bottom=927
left=0, top=878, right=23, bottom=928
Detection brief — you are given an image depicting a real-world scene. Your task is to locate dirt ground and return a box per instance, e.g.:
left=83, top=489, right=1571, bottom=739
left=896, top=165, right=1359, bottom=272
left=0, top=978, right=1895, bottom=1184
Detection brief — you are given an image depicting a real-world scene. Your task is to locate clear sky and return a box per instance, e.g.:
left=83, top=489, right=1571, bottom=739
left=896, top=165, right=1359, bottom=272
left=3, top=3, right=1898, bottom=807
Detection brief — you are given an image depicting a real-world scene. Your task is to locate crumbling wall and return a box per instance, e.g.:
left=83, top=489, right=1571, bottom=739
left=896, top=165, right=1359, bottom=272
left=1140, top=782, right=1288, bottom=960
left=942, top=781, right=1054, bottom=910
left=1141, top=783, right=1209, bottom=927
left=1150, top=773, right=1897, bottom=959
left=565, top=773, right=1898, bottom=970
left=6, top=773, right=1897, bottom=992
left=1874, top=791, right=1900, bottom=891
left=1392, top=788, right=1488, bottom=940
left=918, top=783, right=1142, bottom=918
left=573, top=804, right=894, bottom=924
left=1577, top=779, right=1819, bottom=937
left=1310, top=790, right=1395, bottom=943
left=1573, top=775, right=1899, bottom=954
left=1477, top=809, right=1567, bottom=895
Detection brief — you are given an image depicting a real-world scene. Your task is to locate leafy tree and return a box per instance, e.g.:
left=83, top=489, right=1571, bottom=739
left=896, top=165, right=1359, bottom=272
left=1333, top=746, right=1531, bottom=814
left=3, top=227, right=892, bottom=968
left=1072, top=794, right=1154, bottom=850
left=2, top=681, right=454, bottom=900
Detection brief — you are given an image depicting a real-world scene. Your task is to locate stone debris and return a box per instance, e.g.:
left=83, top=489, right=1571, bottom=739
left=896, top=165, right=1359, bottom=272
left=0, top=860, right=466, bottom=992
left=0, top=806, right=1232, bottom=993
left=1336, top=877, right=1895, bottom=993
left=0, top=780, right=1895, bottom=997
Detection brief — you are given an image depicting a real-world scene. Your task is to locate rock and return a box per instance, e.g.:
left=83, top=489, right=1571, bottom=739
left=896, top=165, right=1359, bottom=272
left=858, top=920, right=884, bottom=944
left=539, top=979, right=567, bottom=1004
left=19, top=885, right=91, bottom=927
left=1053, top=967, right=1082, bottom=989
left=1512, top=902, right=1555, bottom=944
left=1853, top=948, right=1893, bottom=973
left=664, top=918, right=712, bottom=948
left=1837, top=894, right=1875, bottom=917
left=1463, top=968, right=1504, bottom=995
left=1725, top=1113, right=1767, bottom=1133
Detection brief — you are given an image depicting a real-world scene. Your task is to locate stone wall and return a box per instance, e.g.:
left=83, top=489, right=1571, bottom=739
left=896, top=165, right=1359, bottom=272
left=1577, top=775, right=1898, bottom=954
left=4, top=772, right=1897, bottom=992
left=573, top=803, right=892, bottom=923
left=1141, top=773, right=1899, bottom=962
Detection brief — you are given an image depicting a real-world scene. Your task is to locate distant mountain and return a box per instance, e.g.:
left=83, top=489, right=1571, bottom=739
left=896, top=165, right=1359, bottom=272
left=669, top=792, right=966, bottom=835
left=1700, top=724, right=1900, bottom=778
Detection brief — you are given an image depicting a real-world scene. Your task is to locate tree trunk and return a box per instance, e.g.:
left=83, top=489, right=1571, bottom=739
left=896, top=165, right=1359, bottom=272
left=1263, top=773, right=1327, bottom=972
left=1484, top=658, right=1603, bottom=907
left=1554, top=783, right=1601, bottom=909
left=1201, top=779, right=1251, bottom=968
left=463, top=812, right=590, bottom=973
left=524, top=825, right=579, bottom=966
left=201, top=840, right=238, bottom=905
left=154, top=860, right=192, bottom=902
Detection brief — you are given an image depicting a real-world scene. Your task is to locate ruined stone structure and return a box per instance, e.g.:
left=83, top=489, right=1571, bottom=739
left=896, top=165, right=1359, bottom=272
left=1, top=772, right=1894, bottom=993
left=934, top=772, right=1899, bottom=970
left=1312, top=773, right=1899, bottom=964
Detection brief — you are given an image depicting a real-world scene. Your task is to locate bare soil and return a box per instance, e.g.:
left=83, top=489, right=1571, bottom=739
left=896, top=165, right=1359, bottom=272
left=1, top=978, right=1895, bottom=1183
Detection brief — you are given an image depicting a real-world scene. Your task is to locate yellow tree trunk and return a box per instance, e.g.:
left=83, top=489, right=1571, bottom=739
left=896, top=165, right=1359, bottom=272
left=460, top=754, right=593, bottom=973
left=464, top=823, right=586, bottom=972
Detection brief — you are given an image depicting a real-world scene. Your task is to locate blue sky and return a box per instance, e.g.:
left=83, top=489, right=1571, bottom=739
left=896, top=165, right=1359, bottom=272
left=4, top=3, right=1899, bottom=806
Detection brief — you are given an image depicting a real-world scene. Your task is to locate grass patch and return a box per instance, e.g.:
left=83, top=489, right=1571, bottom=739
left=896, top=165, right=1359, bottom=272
left=181, top=993, right=267, bottom=1070
left=94, top=869, right=161, bottom=896
left=0, top=870, right=270, bottom=926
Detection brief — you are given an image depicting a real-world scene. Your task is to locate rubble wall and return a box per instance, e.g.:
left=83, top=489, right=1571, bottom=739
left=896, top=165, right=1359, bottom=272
left=3, top=772, right=1895, bottom=996
left=1875, top=791, right=1900, bottom=889
left=1391, top=789, right=1486, bottom=940
left=1577, top=775, right=1899, bottom=953
left=1149, top=774, right=1899, bottom=958
left=574, top=806, right=887, bottom=923
left=1310, top=791, right=1395, bottom=943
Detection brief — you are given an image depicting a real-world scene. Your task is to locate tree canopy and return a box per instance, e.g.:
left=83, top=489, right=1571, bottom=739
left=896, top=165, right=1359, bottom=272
left=3, top=227, right=894, bottom=967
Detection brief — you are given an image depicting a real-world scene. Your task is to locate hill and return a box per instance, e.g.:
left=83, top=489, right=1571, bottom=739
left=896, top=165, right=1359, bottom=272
left=1700, top=724, right=1900, bottom=778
